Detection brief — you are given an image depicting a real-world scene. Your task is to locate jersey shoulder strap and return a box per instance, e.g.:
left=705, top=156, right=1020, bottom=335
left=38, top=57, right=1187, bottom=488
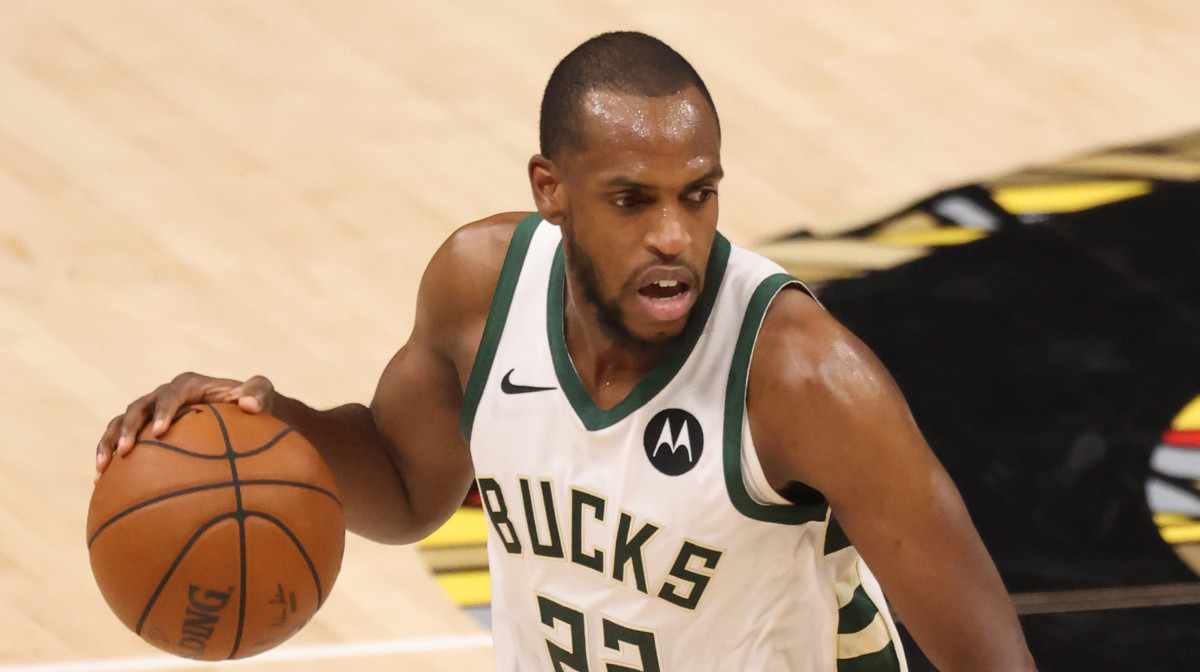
left=459, top=213, right=543, bottom=441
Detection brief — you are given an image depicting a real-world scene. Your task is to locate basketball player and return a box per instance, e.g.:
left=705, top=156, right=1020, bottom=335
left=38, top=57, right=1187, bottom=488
left=96, top=32, right=1036, bottom=671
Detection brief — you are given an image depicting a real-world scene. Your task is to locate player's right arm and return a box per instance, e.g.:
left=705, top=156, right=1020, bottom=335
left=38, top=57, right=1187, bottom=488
left=95, top=213, right=527, bottom=545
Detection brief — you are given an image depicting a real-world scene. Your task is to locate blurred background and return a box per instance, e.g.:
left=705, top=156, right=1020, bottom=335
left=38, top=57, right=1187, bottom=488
left=3, top=1, right=1199, bottom=670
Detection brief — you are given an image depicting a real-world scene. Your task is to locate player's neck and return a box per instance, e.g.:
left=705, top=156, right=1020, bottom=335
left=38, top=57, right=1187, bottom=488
left=562, top=283, right=667, bottom=408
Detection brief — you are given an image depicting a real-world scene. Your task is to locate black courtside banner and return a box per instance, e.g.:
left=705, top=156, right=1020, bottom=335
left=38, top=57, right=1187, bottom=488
left=761, top=130, right=1200, bottom=672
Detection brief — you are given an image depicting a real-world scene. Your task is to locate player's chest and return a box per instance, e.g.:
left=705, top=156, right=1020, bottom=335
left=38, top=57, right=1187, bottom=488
left=470, top=397, right=736, bottom=557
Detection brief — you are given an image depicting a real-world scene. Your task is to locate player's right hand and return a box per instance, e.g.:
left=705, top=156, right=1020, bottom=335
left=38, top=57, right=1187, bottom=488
left=95, top=373, right=275, bottom=479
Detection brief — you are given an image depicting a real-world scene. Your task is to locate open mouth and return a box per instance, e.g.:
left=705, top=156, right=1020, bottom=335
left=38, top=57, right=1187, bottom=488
left=635, top=275, right=696, bottom=323
left=638, top=279, right=690, bottom=301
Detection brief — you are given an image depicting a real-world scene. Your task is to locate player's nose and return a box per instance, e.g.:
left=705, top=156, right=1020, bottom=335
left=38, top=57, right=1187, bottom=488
left=645, top=206, right=690, bottom=259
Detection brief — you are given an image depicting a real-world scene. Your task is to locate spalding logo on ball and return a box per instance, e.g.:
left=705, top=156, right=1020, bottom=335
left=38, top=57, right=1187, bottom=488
left=87, top=403, right=345, bottom=660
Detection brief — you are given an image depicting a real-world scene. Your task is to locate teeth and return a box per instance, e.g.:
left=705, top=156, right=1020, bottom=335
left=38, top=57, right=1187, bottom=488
left=655, top=280, right=678, bottom=288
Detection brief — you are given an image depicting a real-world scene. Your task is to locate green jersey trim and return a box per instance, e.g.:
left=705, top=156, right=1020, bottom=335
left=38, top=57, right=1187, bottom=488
left=459, top=213, right=543, bottom=442
left=838, top=642, right=902, bottom=672
left=723, top=273, right=829, bottom=524
left=824, top=515, right=853, bottom=554
left=546, top=234, right=732, bottom=431
left=838, top=585, right=880, bottom=634
left=835, top=557, right=902, bottom=672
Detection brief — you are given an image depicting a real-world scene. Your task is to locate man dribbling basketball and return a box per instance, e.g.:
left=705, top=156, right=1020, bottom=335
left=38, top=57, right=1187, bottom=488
left=96, top=32, right=1037, bottom=671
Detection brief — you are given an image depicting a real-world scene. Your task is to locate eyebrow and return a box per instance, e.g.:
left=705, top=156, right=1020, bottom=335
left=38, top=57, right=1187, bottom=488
left=687, top=165, right=725, bottom=187
left=605, top=175, right=652, bottom=189
left=605, top=165, right=724, bottom=190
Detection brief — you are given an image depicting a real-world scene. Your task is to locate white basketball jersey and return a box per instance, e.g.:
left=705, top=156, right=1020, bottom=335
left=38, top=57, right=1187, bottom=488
left=461, top=215, right=907, bottom=672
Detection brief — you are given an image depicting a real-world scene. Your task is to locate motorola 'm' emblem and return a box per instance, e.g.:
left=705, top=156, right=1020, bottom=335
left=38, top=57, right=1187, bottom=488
left=643, top=408, right=704, bottom=476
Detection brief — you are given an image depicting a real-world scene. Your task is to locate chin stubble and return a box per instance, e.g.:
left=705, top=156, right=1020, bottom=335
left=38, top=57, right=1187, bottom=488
left=563, top=229, right=679, bottom=352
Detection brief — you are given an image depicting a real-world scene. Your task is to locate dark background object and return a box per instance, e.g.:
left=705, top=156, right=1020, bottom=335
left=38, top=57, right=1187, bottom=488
left=816, top=182, right=1200, bottom=671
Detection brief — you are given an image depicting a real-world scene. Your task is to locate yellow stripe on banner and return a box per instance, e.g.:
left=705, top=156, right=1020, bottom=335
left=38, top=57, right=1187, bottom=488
left=1160, top=523, right=1200, bottom=545
left=990, top=180, right=1151, bottom=214
left=435, top=570, right=492, bottom=606
left=1172, top=396, right=1200, bottom=431
left=869, top=226, right=988, bottom=246
left=1155, top=512, right=1195, bottom=527
left=419, top=508, right=488, bottom=548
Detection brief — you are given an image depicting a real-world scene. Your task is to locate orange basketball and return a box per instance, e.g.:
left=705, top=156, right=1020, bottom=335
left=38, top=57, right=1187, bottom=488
left=87, top=402, right=345, bottom=660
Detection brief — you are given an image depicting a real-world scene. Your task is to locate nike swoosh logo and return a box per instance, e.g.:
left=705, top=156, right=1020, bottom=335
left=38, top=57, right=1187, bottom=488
left=500, top=369, right=556, bottom=394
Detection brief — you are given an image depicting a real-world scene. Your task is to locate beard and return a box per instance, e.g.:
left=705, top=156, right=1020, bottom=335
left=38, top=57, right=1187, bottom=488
left=563, top=226, right=685, bottom=352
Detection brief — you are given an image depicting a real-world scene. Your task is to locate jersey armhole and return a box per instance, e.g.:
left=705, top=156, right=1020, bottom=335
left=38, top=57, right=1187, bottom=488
left=459, top=213, right=542, bottom=442
left=740, top=414, right=792, bottom=506
left=723, top=273, right=829, bottom=524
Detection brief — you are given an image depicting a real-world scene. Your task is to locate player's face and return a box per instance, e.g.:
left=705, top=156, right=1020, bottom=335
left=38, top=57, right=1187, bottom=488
left=553, top=86, right=723, bottom=347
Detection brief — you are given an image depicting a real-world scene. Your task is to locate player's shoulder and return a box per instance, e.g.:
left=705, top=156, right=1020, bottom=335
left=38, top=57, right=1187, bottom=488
left=756, top=285, right=833, bottom=342
left=416, top=212, right=535, bottom=343
left=745, top=286, right=903, bottom=469
left=439, top=211, right=531, bottom=265
left=751, top=286, right=888, bottom=395
left=425, top=211, right=531, bottom=282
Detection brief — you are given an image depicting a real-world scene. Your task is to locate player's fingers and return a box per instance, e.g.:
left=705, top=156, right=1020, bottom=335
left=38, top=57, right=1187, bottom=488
left=115, top=393, right=157, bottom=456
left=100, top=373, right=251, bottom=479
left=122, top=374, right=200, bottom=448
left=146, top=374, right=212, bottom=436
left=96, top=415, right=124, bottom=476
left=98, top=414, right=121, bottom=455
left=233, top=375, right=275, bottom=415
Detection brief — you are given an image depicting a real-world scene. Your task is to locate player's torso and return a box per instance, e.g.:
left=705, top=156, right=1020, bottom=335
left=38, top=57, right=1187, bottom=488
left=460, top=216, right=883, bottom=671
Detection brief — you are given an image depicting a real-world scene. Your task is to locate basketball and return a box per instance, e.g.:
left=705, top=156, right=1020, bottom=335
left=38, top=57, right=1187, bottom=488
left=87, top=402, right=345, bottom=660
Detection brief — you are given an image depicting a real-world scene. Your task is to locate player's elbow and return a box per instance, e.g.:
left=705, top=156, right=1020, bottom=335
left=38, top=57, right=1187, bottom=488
left=344, top=487, right=465, bottom=546
left=345, top=512, right=432, bottom=546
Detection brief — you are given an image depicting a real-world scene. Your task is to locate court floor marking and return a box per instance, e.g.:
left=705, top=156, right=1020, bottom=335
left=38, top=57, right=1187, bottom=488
left=0, top=633, right=493, bottom=672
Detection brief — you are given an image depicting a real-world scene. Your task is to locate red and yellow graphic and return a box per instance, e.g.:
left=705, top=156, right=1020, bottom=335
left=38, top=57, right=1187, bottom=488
left=1148, top=395, right=1200, bottom=576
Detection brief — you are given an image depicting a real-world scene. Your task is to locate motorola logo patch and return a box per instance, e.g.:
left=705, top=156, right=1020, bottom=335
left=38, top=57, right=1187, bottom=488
left=643, top=409, right=703, bottom=476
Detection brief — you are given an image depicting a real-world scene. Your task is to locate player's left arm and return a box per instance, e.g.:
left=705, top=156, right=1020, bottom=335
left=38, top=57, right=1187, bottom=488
left=748, top=287, right=1037, bottom=672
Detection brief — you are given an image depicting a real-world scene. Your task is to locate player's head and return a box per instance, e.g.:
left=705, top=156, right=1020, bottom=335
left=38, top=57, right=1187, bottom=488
left=538, top=31, right=720, bottom=161
left=530, top=31, right=723, bottom=349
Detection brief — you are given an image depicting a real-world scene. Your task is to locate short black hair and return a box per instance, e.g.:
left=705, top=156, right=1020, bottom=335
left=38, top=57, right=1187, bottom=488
left=539, top=31, right=720, bottom=160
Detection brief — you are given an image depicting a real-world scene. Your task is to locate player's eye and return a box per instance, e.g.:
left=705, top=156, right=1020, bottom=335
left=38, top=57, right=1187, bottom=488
left=612, top=192, right=648, bottom=208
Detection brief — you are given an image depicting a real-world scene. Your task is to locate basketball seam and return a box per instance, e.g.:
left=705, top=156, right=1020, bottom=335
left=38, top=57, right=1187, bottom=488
left=245, top=511, right=326, bottom=604
left=88, top=481, right=236, bottom=548
left=134, top=439, right=229, bottom=459
left=135, top=512, right=239, bottom=635
left=232, top=428, right=293, bottom=457
left=211, top=404, right=250, bottom=660
left=88, top=480, right=343, bottom=548
left=135, top=428, right=291, bottom=459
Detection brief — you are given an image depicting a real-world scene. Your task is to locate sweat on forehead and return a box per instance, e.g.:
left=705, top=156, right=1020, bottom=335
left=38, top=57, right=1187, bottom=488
left=539, top=31, right=720, bottom=160
left=575, top=88, right=710, bottom=149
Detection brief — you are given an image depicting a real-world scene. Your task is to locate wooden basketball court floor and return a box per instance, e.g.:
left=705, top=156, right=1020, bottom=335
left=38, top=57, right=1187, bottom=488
left=3, top=1, right=1200, bottom=669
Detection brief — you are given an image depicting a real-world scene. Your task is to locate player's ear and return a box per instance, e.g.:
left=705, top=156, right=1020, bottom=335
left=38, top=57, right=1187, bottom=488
left=528, top=155, right=566, bottom=225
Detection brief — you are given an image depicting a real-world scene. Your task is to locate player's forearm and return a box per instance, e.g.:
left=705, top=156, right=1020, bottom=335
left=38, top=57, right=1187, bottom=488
left=269, top=394, right=419, bottom=543
left=874, top=497, right=1038, bottom=671
left=908, top=596, right=1037, bottom=672
left=925, top=625, right=1037, bottom=672
left=829, top=464, right=1037, bottom=671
